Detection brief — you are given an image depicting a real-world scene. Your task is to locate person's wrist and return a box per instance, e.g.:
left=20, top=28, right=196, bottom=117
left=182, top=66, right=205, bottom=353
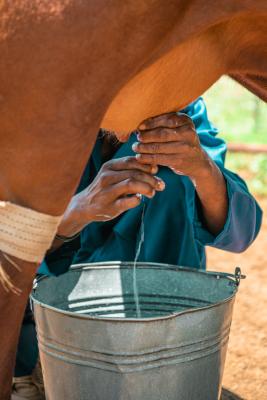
left=191, top=158, right=225, bottom=200
left=57, top=196, right=93, bottom=237
left=188, top=157, right=213, bottom=183
left=56, top=209, right=82, bottom=238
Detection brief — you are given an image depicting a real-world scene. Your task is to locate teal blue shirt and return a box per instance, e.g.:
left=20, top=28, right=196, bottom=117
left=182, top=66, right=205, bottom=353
left=39, top=98, right=262, bottom=275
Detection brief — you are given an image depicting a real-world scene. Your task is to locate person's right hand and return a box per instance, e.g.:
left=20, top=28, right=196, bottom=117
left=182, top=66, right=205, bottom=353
left=57, top=156, right=165, bottom=237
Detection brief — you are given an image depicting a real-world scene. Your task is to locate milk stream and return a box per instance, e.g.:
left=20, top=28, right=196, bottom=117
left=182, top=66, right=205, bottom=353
left=133, top=202, right=145, bottom=318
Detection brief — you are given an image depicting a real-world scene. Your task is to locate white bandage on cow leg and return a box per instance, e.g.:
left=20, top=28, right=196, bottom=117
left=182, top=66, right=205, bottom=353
left=0, top=201, right=62, bottom=293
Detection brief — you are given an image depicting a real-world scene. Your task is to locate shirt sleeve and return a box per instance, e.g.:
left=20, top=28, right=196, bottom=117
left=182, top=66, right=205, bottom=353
left=183, top=98, right=263, bottom=253
left=182, top=97, right=227, bottom=167
left=38, top=238, right=80, bottom=276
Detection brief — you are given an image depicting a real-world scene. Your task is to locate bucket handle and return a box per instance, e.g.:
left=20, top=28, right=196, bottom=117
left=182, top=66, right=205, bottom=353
left=234, top=267, right=246, bottom=287
left=216, top=267, right=246, bottom=287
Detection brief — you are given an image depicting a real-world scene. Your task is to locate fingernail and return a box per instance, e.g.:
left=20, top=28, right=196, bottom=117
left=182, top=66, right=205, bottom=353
left=151, top=165, right=158, bottom=174
left=148, top=190, right=155, bottom=198
left=137, top=133, right=142, bottom=141
left=138, top=123, right=146, bottom=130
left=132, top=142, right=139, bottom=152
left=135, top=154, right=142, bottom=160
left=155, top=177, right=165, bottom=190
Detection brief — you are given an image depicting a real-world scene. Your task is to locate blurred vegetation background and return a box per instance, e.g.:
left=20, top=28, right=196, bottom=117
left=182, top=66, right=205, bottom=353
left=203, top=77, right=267, bottom=196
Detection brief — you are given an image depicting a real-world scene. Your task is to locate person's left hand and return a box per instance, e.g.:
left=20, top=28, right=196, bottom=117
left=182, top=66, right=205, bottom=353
left=133, top=112, right=211, bottom=181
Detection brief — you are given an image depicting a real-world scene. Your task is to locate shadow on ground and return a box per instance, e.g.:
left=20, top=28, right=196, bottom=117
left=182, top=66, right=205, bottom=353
left=221, top=388, right=245, bottom=400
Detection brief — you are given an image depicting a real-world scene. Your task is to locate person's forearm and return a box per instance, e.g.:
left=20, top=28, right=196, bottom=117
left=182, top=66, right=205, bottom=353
left=192, top=159, right=228, bottom=236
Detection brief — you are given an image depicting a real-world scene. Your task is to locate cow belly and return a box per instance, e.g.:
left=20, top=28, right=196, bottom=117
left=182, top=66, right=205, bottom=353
left=101, top=31, right=224, bottom=134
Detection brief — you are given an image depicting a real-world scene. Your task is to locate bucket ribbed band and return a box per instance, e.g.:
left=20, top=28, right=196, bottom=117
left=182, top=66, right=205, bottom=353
left=37, top=324, right=231, bottom=373
left=0, top=201, right=62, bottom=263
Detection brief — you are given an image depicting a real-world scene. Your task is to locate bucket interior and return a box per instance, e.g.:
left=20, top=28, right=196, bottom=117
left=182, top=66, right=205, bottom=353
left=33, top=262, right=237, bottom=319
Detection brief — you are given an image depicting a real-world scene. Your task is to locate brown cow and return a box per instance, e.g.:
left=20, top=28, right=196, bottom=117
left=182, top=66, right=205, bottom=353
left=0, top=1, right=267, bottom=397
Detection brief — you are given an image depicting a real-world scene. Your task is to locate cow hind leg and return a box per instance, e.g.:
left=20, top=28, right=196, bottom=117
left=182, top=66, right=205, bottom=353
left=0, top=123, right=100, bottom=398
left=0, top=253, right=26, bottom=295
left=0, top=255, right=37, bottom=399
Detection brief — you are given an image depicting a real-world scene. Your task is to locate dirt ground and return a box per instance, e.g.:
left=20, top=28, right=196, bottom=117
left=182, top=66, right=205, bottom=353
left=207, top=197, right=267, bottom=400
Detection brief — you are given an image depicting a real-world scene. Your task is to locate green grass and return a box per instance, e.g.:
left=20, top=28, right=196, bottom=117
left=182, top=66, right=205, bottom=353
left=203, top=76, right=267, bottom=145
left=225, top=153, right=267, bottom=197
left=202, top=77, right=267, bottom=196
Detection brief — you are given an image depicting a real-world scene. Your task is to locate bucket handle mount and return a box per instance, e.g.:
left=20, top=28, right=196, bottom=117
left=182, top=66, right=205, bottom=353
left=234, top=267, right=246, bottom=287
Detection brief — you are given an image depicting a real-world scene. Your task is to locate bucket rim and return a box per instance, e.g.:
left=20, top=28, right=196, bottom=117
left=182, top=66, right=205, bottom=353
left=31, top=261, right=241, bottom=323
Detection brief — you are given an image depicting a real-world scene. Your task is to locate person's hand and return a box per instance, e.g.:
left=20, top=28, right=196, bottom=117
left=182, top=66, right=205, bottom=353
left=133, top=112, right=211, bottom=181
left=133, top=112, right=228, bottom=236
left=57, top=156, right=165, bottom=237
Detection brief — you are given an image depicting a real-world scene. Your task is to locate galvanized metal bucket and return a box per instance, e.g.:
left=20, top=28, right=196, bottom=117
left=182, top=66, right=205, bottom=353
left=31, top=262, right=243, bottom=400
